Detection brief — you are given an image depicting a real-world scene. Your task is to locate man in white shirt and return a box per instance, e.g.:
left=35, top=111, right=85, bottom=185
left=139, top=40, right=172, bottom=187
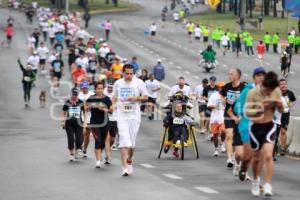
left=169, top=76, right=192, bottom=98
left=194, top=24, right=202, bottom=40
left=27, top=51, right=40, bottom=74
left=36, top=42, right=49, bottom=73
left=98, top=43, right=110, bottom=61
left=173, top=11, right=179, bottom=25
left=149, top=23, right=157, bottom=42
left=75, top=51, right=89, bottom=69
left=145, top=73, right=161, bottom=120
left=221, top=33, right=230, bottom=56
left=194, top=78, right=208, bottom=133
left=112, top=64, right=148, bottom=176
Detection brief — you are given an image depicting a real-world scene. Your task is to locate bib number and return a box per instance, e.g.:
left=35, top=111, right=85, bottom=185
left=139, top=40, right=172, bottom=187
left=173, top=117, right=184, bottom=125
left=69, top=107, right=80, bottom=118
left=120, top=103, right=135, bottom=113
left=24, top=76, right=31, bottom=82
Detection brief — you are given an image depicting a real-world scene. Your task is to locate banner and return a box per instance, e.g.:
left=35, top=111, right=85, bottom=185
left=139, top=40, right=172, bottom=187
left=208, top=0, right=221, bottom=8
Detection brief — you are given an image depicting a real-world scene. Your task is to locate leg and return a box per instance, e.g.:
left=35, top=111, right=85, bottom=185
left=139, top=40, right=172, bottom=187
left=225, top=128, right=234, bottom=161
left=65, top=122, right=75, bottom=154
left=279, top=127, right=287, bottom=154
left=261, top=143, right=274, bottom=183
left=252, top=150, right=261, bottom=180
left=83, top=127, right=90, bottom=152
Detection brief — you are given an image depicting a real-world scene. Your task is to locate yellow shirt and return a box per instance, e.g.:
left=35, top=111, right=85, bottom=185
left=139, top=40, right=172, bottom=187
left=111, top=63, right=123, bottom=80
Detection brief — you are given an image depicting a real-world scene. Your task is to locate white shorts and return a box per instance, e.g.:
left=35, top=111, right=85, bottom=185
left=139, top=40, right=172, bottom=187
left=117, top=119, right=140, bottom=148
left=258, top=54, right=263, bottom=59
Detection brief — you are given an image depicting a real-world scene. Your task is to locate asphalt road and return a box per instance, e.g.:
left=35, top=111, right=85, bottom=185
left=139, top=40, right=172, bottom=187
left=0, top=1, right=300, bottom=200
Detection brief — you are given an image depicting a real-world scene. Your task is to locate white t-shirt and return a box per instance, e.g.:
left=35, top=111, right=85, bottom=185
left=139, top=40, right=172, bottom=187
left=98, top=47, right=110, bottom=58
left=194, top=27, right=202, bottom=37
left=41, top=22, right=49, bottom=32
left=145, top=79, right=160, bottom=98
left=169, top=84, right=192, bottom=97
left=48, top=27, right=56, bottom=38
left=27, top=37, right=36, bottom=47
left=85, top=47, right=97, bottom=56
left=48, top=54, right=56, bottom=64
left=221, top=35, right=230, bottom=46
left=113, top=77, right=148, bottom=120
left=78, top=91, right=94, bottom=123
left=27, top=55, right=40, bottom=70
left=75, top=57, right=89, bottom=69
left=207, top=92, right=225, bottom=124
left=37, top=46, right=49, bottom=60
left=194, top=84, right=205, bottom=103
left=150, top=25, right=157, bottom=32
left=173, top=12, right=179, bottom=21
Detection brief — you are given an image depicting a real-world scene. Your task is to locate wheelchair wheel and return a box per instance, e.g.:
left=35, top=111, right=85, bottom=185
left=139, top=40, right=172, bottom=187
left=158, top=128, right=168, bottom=159
left=180, top=134, right=185, bottom=160
left=190, top=127, right=199, bottom=159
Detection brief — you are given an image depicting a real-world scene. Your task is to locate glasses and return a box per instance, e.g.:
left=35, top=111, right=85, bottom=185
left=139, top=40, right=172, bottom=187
left=124, top=72, right=134, bottom=75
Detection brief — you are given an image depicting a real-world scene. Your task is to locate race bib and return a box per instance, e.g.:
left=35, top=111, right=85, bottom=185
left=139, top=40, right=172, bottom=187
left=120, top=103, right=135, bottom=113
left=24, top=76, right=31, bottom=82
left=90, top=63, right=97, bottom=70
left=54, top=62, right=61, bottom=72
left=173, top=117, right=185, bottom=125
left=69, top=106, right=80, bottom=118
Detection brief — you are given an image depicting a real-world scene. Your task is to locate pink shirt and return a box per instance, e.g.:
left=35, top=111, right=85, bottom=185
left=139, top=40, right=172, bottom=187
left=104, top=22, right=112, bottom=30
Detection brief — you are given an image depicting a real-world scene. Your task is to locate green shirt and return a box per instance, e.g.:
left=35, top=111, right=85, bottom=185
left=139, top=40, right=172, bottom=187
left=246, top=36, right=253, bottom=47
left=203, top=28, right=210, bottom=37
left=272, top=34, right=280, bottom=44
left=295, top=36, right=300, bottom=45
left=212, top=29, right=218, bottom=40
left=263, top=34, right=271, bottom=44
left=288, top=35, right=295, bottom=44
left=230, top=32, right=237, bottom=41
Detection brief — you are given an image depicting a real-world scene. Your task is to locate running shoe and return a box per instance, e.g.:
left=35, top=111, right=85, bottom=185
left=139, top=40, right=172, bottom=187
left=263, top=183, right=273, bottom=197
left=126, top=159, right=133, bottom=174
left=233, top=163, right=241, bottom=177
left=111, top=144, right=118, bottom=151
left=164, top=145, right=171, bottom=153
left=105, top=157, right=111, bottom=164
left=122, top=166, right=129, bottom=176
left=213, top=149, right=219, bottom=157
left=226, top=159, right=234, bottom=168
left=69, top=154, right=75, bottom=162
left=83, top=150, right=87, bottom=158
left=239, top=170, right=246, bottom=181
left=251, top=179, right=261, bottom=196
left=219, top=143, right=226, bottom=153
left=95, top=160, right=101, bottom=168
left=75, top=149, right=83, bottom=159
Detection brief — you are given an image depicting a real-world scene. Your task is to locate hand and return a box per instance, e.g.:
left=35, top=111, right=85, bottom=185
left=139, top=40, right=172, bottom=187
left=98, top=103, right=107, bottom=111
left=61, top=121, right=65, bottom=129
left=234, top=117, right=240, bottom=124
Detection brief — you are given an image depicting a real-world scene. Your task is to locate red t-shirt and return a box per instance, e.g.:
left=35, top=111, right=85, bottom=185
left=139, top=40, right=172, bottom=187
left=4, top=26, right=14, bottom=37
left=256, top=44, right=265, bottom=55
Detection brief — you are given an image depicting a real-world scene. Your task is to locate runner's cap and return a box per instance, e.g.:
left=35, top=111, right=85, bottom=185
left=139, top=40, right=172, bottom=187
left=71, top=87, right=79, bottom=96
left=253, top=67, right=266, bottom=77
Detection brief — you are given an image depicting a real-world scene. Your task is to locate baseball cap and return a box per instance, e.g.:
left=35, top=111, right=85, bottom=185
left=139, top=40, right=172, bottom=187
left=157, top=58, right=162, bottom=62
left=71, top=87, right=79, bottom=96
left=81, top=80, right=89, bottom=89
left=253, top=67, right=266, bottom=77
left=210, top=76, right=216, bottom=81
left=217, top=81, right=226, bottom=88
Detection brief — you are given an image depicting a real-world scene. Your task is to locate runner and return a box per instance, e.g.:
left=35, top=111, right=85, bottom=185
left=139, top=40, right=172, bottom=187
left=221, top=32, right=230, bottom=56
left=112, top=64, right=148, bottom=176
left=256, top=41, right=265, bottom=66
left=194, top=78, right=208, bottom=134
left=149, top=23, right=157, bottom=42
left=78, top=80, right=95, bottom=157
left=86, top=81, right=112, bottom=168
left=50, top=53, right=64, bottom=94
left=3, top=23, right=14, bottom=48
left=61, top=88, right=85, bottom=161
left=36, top=41, right=49, bottom=74
left=17, top=58, right=35, bottom=108
left=278, top=79, right=296, bottom=156
left=221, top=68, right=245, bottom=169
left=145, top=73, right=161, bottom=120
left=245, top=71, right=283, bottom=197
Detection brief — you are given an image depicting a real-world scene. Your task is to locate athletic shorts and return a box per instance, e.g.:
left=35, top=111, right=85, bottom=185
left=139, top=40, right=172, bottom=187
left=6, top=35, right=12, bottom=40
left=224, top=113, right=235, bottom=128
left=203, top=36, right=208, bottom=42
left=198, top=103, right=206, bottom=113
left=195, top=36, right=200, bottom=40
left=233, top=125, right=243, bottom=146
left=188, top=31, right=193, bottom=35
left=151, top=31, right=156, bottom=36
left=205, top=107, right=212, bottom=117
left=238, top=127, right=251, bottom=144
left=53, top=72, right=62, bottom=79
left=258, top=54, right=263, bottom=59
left=117, top=119, right=140, bottom=148
left=281, top=113, right=290, bottom=130
left=108, top=120, right=118, bottom=137
left=211, top=123, right=225, bottom=135
left=39, top=59, right=46, bottom=65
left=250, top=122, right=277, bottom=151
left=148, top=97, right=157, bottom=104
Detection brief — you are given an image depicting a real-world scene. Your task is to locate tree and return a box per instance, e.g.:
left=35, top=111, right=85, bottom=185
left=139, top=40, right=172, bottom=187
left=264, top=0, right=270, bottom=16
left=273, top=0, right=278, bottom=17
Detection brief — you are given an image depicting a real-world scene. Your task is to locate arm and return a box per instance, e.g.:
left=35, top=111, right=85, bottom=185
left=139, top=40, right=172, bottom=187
left=17, top=57, right=25, bottom=72
left=227, top=107, right=240, bottom=124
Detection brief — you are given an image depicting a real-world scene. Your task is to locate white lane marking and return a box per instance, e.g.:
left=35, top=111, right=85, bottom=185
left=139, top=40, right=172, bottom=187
left=156, top=54, right=160, bottom=57
left=265, top=62, right=271, bottom=66
left=140, top=45, right=144, bottom=48
left=255, top=58, right=259, bottom=61
left=177, top=66, right=182, bottom=69
left=222, top=64, right=227, bottom=68
left=184, top=47, right=188, bottom=50
left=162, top=57, right=167, bottom=60
left=185, top=71, right=190, bottom=74
left=194, top=187, right=219, bottom=194
left=163, top=174, right=183, bottom=180
left=290, top=71, right=295, bottom=74
left=140, top=163, right=156, bottom=169
left=173, top=42, right=177, bottom=45
left=193, top=76, right=200, bottom=79
left=178, top=45, right=182, bottom=48
left=150, top=51, right=154, bottom=54
left=169, top=61, right=174, bottom=65
left=144, top=48, right=149, bottom=51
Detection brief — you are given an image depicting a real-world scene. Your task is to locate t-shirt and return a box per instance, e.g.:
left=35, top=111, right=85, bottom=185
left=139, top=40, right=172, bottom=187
left=203, top=85, right=218, bottom=101
left=37, top=46, right=49, bottom=59
left=281, top=89, right=296, bottom=113
left=86, top=95, right=112, bottom=125
left=104, top=89, right=117, bottom=121
left=150, top=25, right=157, bottom=32
left=78, top=91, right=94, bottom=123
left=113, top=77, right=148, bottom=120
left=62, top=99, right=84, bottom=123
left=75, top=57, right=89, bottom=69
left=221, top=35, right=230, bottom=46
left=207, top=92, right=225, bottom=124
left=145, top=79, right=160, bottom=98
left=88, top=60, right=98, bottom=71
left=194, top=27, right=202, bottom=37
left=168, top=84, right=192, bottom=97
left=27, top=55, right=40, bottom=70
left=111, top=63, right=123, bottom=80
left=51, top=60, right=64, bottom=73
left=221, top=82, right=245, bottom=113
left=194, top=84, right=205, bottom=104
left=54, top=43, right=64, bottom=52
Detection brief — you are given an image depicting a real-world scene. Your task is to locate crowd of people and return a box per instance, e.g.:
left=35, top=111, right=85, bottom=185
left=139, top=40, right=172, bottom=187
left=6, top=0, right=299, bottom=197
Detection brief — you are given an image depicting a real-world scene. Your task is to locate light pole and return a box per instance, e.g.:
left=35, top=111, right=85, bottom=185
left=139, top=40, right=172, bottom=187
left=65, top=0, right=69, bottom=13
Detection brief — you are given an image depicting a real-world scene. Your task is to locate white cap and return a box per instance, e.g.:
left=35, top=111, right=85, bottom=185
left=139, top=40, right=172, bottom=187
left=103, top=43, right=107, bottom=46
left=33, top=51, right=37, bottom=54
left=157, top=58, right=162, bottom=62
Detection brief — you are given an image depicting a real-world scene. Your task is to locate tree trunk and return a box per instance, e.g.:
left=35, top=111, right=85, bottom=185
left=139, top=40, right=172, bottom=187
left=105, top=0, right=109, bottom=4
left=273, top=0, right=278, bottom=17
left=240, top=0, right=247, bottom=18
left=264, top=0, right=270, bottom=16
left=249, top=0, right=253, bottom=18
left=281, top=0, right=285, bottom=18
left=234, top=0, right=238, bottom=15
left=222, top=0, right=226, bottom=13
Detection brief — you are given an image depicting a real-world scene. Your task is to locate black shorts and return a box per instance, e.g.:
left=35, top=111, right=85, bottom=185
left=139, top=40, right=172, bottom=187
left=233, top=125, right=243, bottom=146
left=148, top=97, right=157, bottom=104
left=53, top=72, right=62, bottom=79
left=39, top=59, right=46, bottom=65
left=281, top=113, right=290, bottom=130
left=203, top=36, right=208, bottom=42
left=195, top=36, right=200, bottom=40
left=108, top=121, right=118, bottom=137
left=6, top=35, right=12, bottom=40
left=224, top=113, right=235, bottom=128
left=205, top=107, right=212, bottom=117
left=250, top=122, right=277, bottom=151
left=198, top=103, right=206, bottom=113
left=188, top=31, right=193, bottom=35
left=151, top=31, right=156, bottom=36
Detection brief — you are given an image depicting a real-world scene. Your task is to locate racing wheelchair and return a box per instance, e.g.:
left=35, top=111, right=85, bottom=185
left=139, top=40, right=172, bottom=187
left=158, top=92, right=199, bottom=160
